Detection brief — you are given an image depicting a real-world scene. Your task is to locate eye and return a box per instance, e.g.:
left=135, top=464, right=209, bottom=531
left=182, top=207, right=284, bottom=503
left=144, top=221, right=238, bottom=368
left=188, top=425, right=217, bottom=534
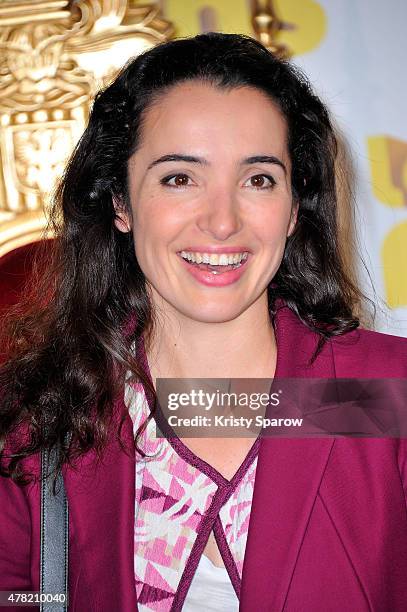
left=160, top=173, right=193, bottom=187
left=244, top=174, right=276, bottom=189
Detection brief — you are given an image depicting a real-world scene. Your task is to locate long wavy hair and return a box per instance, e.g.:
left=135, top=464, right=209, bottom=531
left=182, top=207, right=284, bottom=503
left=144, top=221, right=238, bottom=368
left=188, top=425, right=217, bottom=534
left=0, top=32, right=363, bottom=483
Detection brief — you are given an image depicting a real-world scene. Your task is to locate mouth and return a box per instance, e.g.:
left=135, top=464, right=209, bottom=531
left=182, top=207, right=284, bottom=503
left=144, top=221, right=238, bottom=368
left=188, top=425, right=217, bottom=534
left=178, top=250, right=249, bottom=275
left=176, top=249, right=251, bottom=287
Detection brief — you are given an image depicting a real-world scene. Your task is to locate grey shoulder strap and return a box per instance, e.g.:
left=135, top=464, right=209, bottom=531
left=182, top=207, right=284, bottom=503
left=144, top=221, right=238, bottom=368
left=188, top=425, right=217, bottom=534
left=40, top=446, right=69, bottom=612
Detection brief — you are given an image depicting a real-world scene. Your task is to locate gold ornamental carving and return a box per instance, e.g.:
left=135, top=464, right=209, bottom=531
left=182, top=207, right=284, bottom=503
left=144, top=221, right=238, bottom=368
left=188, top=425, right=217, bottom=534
left=250, top=0, right=291, bottom=59
left=0, top=0, right=174, bottom=257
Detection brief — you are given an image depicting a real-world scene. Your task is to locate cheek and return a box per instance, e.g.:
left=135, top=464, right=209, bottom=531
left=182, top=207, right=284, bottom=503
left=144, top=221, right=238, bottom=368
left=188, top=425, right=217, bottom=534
left=133, top=231, right=156, bottom=275
left=254, top=211, right=292, bottom=247
left=131, top=208, right=179, bottom=275
left=133, top=197, right=190, bottom=247
left=131, top=214, right=153, bottom=269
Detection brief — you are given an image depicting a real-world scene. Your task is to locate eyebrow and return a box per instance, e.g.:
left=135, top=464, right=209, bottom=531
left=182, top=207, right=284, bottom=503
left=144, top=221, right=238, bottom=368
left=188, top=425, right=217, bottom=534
left=244, top=155, right=287, bottom=174
left=147, top=154, right=208, bottom=170
left=146, top=153, right=287, bottom=174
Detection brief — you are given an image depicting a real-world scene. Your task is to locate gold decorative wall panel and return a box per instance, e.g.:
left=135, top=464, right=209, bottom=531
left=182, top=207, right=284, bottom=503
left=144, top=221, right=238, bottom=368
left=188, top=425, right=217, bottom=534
left=0, top=0, right=174, bottom=257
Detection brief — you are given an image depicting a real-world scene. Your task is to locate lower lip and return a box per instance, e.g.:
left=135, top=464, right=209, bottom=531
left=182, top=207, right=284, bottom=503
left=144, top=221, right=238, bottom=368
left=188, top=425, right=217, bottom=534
left=178, top=255, right=250, bottom=287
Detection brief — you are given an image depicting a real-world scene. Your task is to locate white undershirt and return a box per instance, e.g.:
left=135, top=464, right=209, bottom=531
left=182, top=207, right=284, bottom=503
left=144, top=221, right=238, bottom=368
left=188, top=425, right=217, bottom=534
left=182, top=554, right=239, bottom=611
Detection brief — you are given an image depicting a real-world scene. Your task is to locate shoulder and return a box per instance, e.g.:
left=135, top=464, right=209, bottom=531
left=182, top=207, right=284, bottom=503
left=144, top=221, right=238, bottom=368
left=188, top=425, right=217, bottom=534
left=330, top=327, right=407, bottom=377
left=274, top=303, right=407, bottom=377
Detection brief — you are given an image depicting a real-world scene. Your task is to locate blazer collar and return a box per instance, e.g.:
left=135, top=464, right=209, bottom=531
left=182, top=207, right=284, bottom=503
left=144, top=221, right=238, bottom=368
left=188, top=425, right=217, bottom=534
left=64, top=304, right=336, bottom=611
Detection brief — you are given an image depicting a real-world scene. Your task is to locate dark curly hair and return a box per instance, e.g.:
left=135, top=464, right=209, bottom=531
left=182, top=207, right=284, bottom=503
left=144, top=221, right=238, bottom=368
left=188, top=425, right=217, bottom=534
left=0, top=32, right=363, bottom=483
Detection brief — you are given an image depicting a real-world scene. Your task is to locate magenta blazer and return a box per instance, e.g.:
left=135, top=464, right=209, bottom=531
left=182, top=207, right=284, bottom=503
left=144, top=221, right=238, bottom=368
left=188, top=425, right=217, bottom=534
left=1, top=304, right=407, bottom=611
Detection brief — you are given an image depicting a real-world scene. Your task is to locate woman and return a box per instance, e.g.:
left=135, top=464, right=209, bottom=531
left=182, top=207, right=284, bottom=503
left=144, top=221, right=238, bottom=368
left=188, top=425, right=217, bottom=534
left=1, top=33, right=406, bottom=611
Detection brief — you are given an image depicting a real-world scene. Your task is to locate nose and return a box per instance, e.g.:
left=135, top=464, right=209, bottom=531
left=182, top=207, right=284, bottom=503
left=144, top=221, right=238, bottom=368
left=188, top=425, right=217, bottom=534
left=196, top=187, right=243, bottom=241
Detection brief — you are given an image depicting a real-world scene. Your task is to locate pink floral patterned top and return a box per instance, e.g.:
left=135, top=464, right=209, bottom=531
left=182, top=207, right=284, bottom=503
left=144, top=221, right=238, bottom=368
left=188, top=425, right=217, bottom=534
left=125, top=361, right=259, bottom=611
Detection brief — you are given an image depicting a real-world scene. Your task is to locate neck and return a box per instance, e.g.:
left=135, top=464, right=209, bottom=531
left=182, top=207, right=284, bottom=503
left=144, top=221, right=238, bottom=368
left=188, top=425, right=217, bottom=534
left=144, top=293, right=277, bottom=385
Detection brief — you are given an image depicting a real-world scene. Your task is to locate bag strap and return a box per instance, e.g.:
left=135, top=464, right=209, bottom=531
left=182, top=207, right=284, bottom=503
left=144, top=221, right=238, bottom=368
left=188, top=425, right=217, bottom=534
left=40, top=446, right=69, bottom=611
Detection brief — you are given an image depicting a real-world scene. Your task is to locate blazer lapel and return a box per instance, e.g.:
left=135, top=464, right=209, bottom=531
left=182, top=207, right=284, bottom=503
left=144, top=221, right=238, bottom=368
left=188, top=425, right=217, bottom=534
left=240, top=305, right=336, bottom=611
left=64, top=400, right=138, bottom=612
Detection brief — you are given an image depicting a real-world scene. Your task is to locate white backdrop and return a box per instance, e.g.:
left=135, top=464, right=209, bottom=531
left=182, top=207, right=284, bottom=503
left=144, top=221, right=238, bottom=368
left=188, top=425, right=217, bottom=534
left=292, top=0, right=407, bottom=337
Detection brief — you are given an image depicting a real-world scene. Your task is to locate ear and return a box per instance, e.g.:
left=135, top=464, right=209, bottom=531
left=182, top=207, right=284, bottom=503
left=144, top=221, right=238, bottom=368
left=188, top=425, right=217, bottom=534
left=287, top=200, right=299, bottom=237
left=113, top=196, right=131, bottom=233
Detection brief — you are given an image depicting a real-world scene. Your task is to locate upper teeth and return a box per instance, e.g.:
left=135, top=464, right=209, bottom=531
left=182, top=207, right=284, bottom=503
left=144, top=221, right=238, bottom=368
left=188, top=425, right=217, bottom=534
left=180, top=251, right=248, bottom=265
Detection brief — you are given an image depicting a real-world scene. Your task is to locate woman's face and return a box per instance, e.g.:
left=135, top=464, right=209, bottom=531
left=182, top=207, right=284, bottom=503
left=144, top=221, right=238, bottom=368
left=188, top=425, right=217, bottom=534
left=122, top=81, right=296, bottom=323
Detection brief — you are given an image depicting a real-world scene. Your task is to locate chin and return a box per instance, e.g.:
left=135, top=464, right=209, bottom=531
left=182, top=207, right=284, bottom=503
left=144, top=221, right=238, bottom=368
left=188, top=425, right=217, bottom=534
left=176, top=302, right=247, bottom=324
left=149, top=284, right=253, bottom=324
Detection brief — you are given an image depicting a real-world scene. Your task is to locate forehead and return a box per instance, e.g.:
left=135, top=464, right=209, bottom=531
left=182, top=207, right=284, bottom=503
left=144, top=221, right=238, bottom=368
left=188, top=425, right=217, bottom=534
left=136, top=81, right=289, bottom=160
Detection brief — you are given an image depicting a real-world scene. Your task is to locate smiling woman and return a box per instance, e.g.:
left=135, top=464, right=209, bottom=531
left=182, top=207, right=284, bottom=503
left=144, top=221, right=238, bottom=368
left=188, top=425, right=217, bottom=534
left=1, top=33, right=407, bottom=612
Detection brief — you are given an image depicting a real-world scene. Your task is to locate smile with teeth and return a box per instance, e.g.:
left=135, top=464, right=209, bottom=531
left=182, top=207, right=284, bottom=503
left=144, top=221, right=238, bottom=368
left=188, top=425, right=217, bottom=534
left=179, top=251, right=249, bottom=274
